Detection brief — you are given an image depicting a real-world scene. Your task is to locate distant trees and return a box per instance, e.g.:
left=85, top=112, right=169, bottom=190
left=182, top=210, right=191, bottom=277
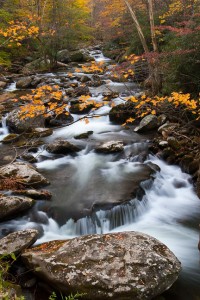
left=91, top=0, right=200, bottom=95
left=0, top=0, right=92, bottom=67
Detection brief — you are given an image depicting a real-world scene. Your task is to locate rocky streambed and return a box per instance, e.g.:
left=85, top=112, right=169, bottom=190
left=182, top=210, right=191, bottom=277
left=0, top=49, right=199, bottom=300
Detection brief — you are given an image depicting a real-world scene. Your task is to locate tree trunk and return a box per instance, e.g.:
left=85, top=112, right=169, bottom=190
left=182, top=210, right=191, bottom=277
left=124, top=0, right=162, bottom=95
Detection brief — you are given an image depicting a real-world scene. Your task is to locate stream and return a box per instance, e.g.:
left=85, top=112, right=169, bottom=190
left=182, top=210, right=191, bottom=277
left=0, top=51, right=200, bottom=299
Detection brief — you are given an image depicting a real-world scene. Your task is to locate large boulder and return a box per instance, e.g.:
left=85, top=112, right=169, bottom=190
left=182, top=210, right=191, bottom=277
left=46, top=140, right=81, bottom=154
left=0, top=195, right=34, bottom=221
left=0, top=229, right=39, bottom=255
left=134, top=115, right=159, bottom=133
left=0, top=162, right=49, bottom=187
left=16, top=77, right=32, bottom=89
left=22, top=232, right=181, bottom=300
left=7, top=109, right=45, bottom=133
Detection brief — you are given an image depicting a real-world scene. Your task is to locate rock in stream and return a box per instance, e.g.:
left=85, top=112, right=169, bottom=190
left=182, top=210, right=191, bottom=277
left=22, top=231, right=181, bottom=300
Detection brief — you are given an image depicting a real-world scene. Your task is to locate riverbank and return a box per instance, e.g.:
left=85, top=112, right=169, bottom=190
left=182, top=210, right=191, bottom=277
left=0, top=48, right=199, bottom=300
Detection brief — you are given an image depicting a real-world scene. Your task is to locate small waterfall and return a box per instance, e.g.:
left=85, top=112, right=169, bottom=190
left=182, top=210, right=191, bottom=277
left=89, top=50, right=111, bottom=62
left=59, top=197, right=149, bottom=236
left=5, top=82, right=17, bottom=92
left=0, top=115, right=9, bottom=140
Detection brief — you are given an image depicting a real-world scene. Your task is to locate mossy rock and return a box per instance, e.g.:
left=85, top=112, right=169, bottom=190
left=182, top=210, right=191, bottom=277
left=2, top=134, right=20, bottom=144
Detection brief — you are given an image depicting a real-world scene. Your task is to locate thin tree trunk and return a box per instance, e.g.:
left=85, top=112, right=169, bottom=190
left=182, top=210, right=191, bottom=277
left=124, top=0, right=162, bottom=94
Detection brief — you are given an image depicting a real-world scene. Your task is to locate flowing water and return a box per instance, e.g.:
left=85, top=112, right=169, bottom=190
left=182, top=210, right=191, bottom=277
left=0, top=51, right=200, bottom=299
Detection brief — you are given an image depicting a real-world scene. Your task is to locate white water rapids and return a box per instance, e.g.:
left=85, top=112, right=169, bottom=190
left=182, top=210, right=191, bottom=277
left=0, top=50, right=200, bottom=299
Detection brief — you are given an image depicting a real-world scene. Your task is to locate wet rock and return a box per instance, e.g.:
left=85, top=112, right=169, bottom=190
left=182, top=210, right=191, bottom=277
left=2, top=133, right=20, bottom=144
left=16, top=77, right=32, bottom=89
left=22, top=231, right=181, bottom=300
left=134, top=115, right=159, bottom=133
left=0, top=196, right=34, bottom=221
left=109, top=101, right=136, bottom=124
left=31, top=76, right=42, bottom=87
left=74, top=131, right=93, bottom=139
left=65, top=87, right=75, bottom=96
left=147, top=162, right=161, bottom=173
left=0, top=162, right=49, bottom=187
left=102, top=91, right=119, bottom=100
left=0, top=81, right=7, bottom=89
left=20, top=153, right=37, bottom=163
left=46, top=140, right=81, bottom=154
left=7, top=109, right=45, bottom=133
left=80, top=75, right=91, bottom=83
left=172, top=179, right=187, bottom=189
left=95, top=141, right=124, bottom=154
left=69, top=103, right=94, bottom=114
left=0, top=229, right=39, bottom=255
left=73, top=85, right=90, bottom=97
left=45, top=113, right=74, bottom=127
left=29, top=210, right=49, bottom=225
left=28, top=127, right=53, bottom=138
left=13, top=189, right=52, bottom=200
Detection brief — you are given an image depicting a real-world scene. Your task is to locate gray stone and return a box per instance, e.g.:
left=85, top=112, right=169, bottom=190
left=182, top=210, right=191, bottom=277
left=95, top=141, right=124, bottom=154
left=46, top=140, right=81, bottom=154
left=22, top=231, right=181, bottom=300
left=0, top=162, right=49, bottom=187
left=7, top=109, right=45, bottom=133
left=0, top=196, right=34, bottom=221
left=20, top=153, right=37, bottom=163
left=80, top=75, right=91, bottom=83
left=134, top=115, right=159, bottom=133
left=16, top=77, right=32, bottom=89
left=0, top=229, right=39, bottom=255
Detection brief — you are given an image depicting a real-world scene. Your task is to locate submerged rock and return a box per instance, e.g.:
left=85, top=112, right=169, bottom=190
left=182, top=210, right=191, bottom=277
left=22, top=231, right=181, bottom=300
left=0, top=162, right=49, bottom=187
left=0, top=195, right=34, bottom=221
left=74, top=131, right=93, bottom=139
left=0, top=229, right=39, bottom=255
